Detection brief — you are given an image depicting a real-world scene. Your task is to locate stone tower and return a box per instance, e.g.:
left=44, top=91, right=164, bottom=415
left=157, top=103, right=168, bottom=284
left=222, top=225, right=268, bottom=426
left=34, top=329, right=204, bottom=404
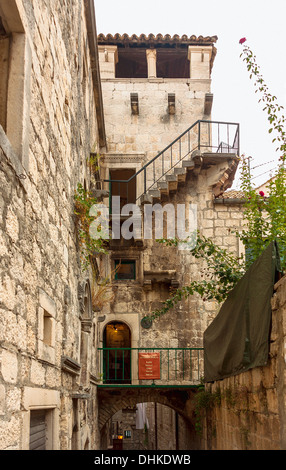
left=96, top=33, right=240, bottom=388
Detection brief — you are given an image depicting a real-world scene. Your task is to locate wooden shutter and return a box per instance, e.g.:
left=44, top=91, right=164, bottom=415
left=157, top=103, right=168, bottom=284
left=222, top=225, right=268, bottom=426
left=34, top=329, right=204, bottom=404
left=29, top=410, right=46, bottom=450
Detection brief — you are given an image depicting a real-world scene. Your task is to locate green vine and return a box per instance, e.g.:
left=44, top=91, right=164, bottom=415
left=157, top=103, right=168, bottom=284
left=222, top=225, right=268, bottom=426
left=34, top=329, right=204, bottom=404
left=239, top=38, right=286, bottom=271
left=239, top=38, right=286, bottom=160
left=194, top=383, right=221, bottom=437
left=87, top=152, right=101, bottom=174
left=148, top=232, right=245, bottom=321
left=74, top=183, right=108, bottom=270
left=194, top=383, right=253, bottom=447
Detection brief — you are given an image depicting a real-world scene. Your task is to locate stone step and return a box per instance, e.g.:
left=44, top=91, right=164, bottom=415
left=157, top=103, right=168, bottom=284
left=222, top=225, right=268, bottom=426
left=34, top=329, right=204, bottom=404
left=139, top=158, right=198, bottom=206
left=174, top=167, right=186, bottom=182
left=166, top=173, right=178, bottom=191
left=157, top=181, right=169, bottom=195
left=182, top=160, right=195, bottom=169
left=174, top=167, right=186, bottom=175
left=165, top=174, right=177, bottom=182
left=148, top=189, right=161, bottom=199
left=140, top=193, right=153, bottom=205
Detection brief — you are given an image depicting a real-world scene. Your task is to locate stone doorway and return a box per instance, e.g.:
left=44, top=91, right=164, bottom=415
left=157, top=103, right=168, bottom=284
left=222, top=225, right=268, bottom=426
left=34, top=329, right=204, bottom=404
left=103, top=321, right=131, bottom=384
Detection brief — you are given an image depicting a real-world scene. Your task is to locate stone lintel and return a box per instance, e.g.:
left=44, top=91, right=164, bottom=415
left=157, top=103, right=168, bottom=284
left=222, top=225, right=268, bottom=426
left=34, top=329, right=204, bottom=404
left=61, top=356, right=81, bottom=376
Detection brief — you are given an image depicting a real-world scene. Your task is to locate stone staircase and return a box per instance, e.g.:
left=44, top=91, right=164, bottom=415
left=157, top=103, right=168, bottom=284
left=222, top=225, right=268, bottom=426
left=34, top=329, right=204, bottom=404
left=139, top=151, right=239, bottom=205
left=100, top=120, right=240, bottom=205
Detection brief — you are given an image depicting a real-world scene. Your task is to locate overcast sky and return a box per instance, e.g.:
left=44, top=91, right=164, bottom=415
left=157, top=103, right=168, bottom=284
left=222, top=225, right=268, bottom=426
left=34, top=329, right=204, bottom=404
left=94, top=0, right=286, bottom=188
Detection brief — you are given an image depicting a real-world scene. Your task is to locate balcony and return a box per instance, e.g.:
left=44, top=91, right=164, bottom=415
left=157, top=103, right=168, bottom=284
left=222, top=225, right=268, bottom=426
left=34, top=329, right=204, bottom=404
left=98, top=347, right=204, bottom=388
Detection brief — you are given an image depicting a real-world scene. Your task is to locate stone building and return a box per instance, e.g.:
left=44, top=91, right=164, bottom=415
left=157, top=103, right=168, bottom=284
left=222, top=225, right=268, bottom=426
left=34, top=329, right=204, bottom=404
left=0, top=0, right=106, bottom=450
left=96, top=33, right=243, bottom=448
left=0, top=1, right=248, bottom=451
left=97, top=31, right=241, bottom=358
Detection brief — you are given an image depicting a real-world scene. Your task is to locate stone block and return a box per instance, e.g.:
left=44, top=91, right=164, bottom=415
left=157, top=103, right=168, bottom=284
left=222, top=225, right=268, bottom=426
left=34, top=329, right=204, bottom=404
left=0, top=349, right=18, bottom=384
left=5, top=207, right=19, bottom=242
left=30, top=359, right=45, bottom=386
left=0, top=415, right=21, bottom=449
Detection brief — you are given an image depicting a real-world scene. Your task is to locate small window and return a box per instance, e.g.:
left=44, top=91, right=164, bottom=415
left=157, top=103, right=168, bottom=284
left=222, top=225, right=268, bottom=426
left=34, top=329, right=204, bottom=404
left=168, top=93, right=175, bottom=115
left=115, top=260, right=136, bottom=280
left=124, top=430, right=132, bottom=438
left=43, top=311, right=53, bottom=347
left=29, top=410, right=47, bottom=450
left=130, top=93, right=139, bottom=115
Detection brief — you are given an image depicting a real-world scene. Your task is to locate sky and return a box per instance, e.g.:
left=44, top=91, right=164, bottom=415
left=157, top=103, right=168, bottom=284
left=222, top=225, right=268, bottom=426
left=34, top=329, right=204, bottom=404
left=94, top=0, right=286, bottom=189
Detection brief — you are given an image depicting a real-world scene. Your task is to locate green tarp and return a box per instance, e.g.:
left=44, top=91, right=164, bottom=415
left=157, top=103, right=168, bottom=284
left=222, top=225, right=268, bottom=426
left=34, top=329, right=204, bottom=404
left=203, top=241, right=281, bottom=383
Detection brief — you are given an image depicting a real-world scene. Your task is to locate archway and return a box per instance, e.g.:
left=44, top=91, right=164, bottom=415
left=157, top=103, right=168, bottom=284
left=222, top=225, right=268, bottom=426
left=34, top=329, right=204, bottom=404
left=99, top=399, right=197, bottom=450
left=103, top=321, right=131, bottom=384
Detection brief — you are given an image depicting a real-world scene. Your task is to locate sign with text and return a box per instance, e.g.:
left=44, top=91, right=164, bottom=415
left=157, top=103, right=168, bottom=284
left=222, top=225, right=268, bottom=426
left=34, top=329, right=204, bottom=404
left=138, top=352, right=160, bottom=380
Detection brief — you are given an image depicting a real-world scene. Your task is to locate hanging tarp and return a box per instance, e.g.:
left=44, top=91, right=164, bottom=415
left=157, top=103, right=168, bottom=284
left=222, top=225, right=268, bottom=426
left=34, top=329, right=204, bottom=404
left=204, top=241, right=281, bottom=383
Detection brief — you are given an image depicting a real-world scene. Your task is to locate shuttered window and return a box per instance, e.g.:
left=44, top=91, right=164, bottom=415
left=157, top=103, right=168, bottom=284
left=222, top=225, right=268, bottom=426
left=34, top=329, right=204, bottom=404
left=29, top=410, right=47, bottom=450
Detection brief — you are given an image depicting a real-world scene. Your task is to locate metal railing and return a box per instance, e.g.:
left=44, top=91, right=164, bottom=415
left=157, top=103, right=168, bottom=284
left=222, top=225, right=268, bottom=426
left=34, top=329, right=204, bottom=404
left=98, top=347, right=204, bottom=386
left=104, top=120, right=240, bottom=202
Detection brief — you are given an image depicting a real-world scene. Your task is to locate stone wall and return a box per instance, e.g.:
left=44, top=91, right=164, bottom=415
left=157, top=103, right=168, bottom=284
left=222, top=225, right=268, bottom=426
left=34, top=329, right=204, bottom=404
left=201, top=274, right=286, bottom=450
left=0, top=0, right=103, bottom=450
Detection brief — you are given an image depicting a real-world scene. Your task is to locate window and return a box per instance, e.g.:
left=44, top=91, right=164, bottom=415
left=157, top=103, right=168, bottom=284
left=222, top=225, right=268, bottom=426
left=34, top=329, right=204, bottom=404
left=43, top=311, right=53, bottom=347
left=116, top=48, right=147, bottom=78
left=124, top=430, right=132, bottom=438
left=168, top=93, right=175, bottom=115
left=38, top=289, right=56, bottom=364
left=22, top=387, right=60, bottom=450
left=0, top=1, right=31, bottom=167
left=115, top=260, right=136, bottom=280
left=130, top=93, right=139, bottom=115
left=156, top=48, right=190, bottom=78
left=29, top=410, right=47, bottom=450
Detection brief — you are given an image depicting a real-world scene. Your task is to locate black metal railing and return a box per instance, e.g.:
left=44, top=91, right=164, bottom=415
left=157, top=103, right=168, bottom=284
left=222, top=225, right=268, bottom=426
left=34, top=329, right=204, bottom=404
left=104, top=120, right=240, bottom=202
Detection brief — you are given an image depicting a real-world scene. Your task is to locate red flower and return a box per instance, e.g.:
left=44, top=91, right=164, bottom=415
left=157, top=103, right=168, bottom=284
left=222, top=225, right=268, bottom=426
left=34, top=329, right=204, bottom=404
left=239, top=37, right=247, bottom=44
left=259, top=191, right=265, bottom=197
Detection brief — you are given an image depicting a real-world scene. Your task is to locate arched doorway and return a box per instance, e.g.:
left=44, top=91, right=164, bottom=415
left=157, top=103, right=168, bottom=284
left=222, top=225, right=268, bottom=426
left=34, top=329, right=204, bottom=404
left=103, top=322, right=131, bottom=384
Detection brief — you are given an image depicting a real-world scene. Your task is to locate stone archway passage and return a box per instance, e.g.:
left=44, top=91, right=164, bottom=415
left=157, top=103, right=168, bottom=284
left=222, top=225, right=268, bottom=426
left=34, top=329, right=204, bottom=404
left=98, top=386, right=199, bottom=431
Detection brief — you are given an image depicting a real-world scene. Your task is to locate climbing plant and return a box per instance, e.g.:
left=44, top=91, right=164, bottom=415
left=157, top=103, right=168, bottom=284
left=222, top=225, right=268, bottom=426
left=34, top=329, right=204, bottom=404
left=238, top=38, right=286, bottom=270
left=87, top=152, right=101, bottom=174
left=74, top=183, right=108, bottom=270
left=148, top=233, right=245, bottom=321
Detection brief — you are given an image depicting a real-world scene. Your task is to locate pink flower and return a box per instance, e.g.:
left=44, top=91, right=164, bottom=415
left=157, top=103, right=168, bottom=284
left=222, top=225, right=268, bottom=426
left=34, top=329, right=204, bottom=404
left=239, top=37, right=247, bottom=44
left=259, top=191, right=265, bottom=197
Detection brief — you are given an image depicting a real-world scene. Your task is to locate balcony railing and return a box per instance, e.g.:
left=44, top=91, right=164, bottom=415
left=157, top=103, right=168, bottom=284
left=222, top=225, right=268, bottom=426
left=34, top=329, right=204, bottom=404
left=98, top=347, right=204, bottom=387
left=104, top=120, right=240, bottom=202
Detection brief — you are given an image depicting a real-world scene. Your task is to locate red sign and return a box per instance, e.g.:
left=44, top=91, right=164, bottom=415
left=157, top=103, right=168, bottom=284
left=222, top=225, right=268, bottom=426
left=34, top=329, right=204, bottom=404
left=138, top=352, right=160, bottom=380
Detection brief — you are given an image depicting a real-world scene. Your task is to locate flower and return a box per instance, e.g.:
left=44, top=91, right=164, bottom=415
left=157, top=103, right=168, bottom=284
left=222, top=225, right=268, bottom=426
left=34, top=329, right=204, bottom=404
left=259, top=191, right=265, bottom=197
left=239, top=37, right=247, bottom=44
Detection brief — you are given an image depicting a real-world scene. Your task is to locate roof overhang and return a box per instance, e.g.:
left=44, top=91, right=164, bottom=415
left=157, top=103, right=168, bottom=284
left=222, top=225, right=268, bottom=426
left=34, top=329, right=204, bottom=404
left=98, top=33, right=218, bottom=73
